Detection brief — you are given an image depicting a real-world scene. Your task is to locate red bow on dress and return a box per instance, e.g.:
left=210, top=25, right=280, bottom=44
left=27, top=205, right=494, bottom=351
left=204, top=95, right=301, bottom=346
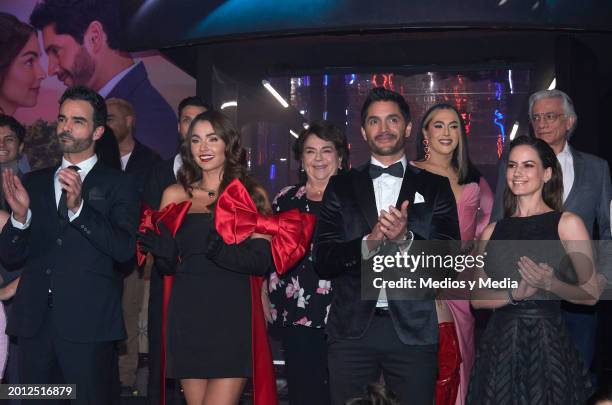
left=215, top=178, right=316, bottom=275
left=136, top=201, right=191, bottom=405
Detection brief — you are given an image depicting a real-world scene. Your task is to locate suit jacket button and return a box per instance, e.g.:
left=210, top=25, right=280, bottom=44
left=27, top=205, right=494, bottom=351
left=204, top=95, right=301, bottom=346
left=11, top=236, right=18, bottom=243
left=45, top=268, right=52, bottom=275
left=56, top=238, right=62, bottom=246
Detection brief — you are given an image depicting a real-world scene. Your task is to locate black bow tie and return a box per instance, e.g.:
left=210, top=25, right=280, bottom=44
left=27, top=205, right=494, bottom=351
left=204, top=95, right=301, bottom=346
left=369, top=161, right=404, bottom=179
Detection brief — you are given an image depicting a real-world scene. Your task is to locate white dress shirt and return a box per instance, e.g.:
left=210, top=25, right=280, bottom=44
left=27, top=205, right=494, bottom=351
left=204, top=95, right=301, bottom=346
left=11, top=154, right=98, bottom=229
left=97, top=62, right=140, bottom=98
left=120, top=152, right=132, bottom=171
left=557, top=142, right=574, bottom=203
left=365, top=155, right=407, bottom=307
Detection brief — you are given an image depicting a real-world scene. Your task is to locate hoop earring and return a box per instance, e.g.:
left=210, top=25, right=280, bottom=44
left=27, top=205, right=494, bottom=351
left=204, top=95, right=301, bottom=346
left=423, top=139, right=431, bottom=160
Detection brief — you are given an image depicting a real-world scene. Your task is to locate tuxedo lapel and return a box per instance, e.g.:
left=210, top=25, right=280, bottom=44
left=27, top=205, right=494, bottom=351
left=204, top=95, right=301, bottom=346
left=47, top=167, right=59, bottom=215
left=564, top=147, right=583, bottom=209
left=396, top=164, right=418, bottom=210
left=80, top=161, right=102, bottom=195
left=351, top=165, right=378, bottom=230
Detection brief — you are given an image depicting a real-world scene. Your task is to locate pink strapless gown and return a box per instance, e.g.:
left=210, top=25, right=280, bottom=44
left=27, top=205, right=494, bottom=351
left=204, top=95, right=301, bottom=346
left=447, top=178, right=493, bottom=405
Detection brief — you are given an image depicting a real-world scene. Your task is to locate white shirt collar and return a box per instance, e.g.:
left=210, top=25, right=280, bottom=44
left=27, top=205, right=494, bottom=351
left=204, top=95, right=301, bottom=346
left=57, top=154, right=98, bottom=177
left=370, top=155, right=407, bottom=171
left=557, top=141, right=572, bottom=159
left=97, top=62, right=140, bottom=98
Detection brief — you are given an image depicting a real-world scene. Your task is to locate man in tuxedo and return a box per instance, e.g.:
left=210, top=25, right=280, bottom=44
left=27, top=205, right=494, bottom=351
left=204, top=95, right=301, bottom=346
left=0, top=86, right=139, bottom=404
left=106, top=97, right=160, bottom=394
left=30, top=0, right=177, bottom=159
left=141, top=95, right=209, bottom=405
left=491, top=89, right=612, bottom=377
left=313, top=87, right=460, bottom=405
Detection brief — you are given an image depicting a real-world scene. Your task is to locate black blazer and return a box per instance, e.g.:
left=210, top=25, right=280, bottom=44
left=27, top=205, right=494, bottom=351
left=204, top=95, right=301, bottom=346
left=0, top=162, right=140, bottom=342
left=142, top=157, right=176, bottom=210
left=125, top=140, right=161, bottom=197
left=313, top=163, right=460, bottom=345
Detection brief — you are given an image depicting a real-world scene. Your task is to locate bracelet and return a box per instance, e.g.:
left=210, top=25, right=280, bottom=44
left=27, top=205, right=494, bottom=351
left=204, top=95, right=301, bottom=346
left=507, top=289, right=519, bottom=305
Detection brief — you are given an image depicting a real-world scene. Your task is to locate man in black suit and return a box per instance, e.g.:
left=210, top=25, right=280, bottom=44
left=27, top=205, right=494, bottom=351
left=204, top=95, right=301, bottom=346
left=0, top=86, right=139, bottom=404
left=141, top=96, right=209, bottom=405
left=313, top=87, right=460, bottom=405
left=106, top=97, right=160, bottom=394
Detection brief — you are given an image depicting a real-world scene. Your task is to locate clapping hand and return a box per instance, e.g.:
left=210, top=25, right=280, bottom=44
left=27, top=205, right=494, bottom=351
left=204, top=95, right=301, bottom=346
left=57, top=167, right=83, bottom=212
left=379, top=200, right=409, bottom=241
left=512, top=278, right=538, bottom=301
left=517, top=256, right=554, bottom=291
left=2, top=169, right=29, bottom=223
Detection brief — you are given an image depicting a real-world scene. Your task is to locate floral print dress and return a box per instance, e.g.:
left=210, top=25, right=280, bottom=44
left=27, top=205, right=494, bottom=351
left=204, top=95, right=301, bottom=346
left=267, top=184, right=332, bottom=329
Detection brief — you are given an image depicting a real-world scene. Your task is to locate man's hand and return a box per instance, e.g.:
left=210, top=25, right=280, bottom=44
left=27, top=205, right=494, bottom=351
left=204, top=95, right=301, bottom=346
left=2, top=169, right=29, bottom=223
left=365, top=222, right=386, bottom=252
left=379, top=200, right=409, bottom=241
left=58, top=167, right=83, bottom=212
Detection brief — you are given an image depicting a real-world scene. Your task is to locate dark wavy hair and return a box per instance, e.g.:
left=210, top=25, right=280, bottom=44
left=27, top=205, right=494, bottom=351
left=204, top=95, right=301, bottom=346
left=360, top=87, right=411, bottom=127
left=0, top=12, right=35, bottom=88
left=177, top=96, right=212, bottom=119
left=59, top=85, right=107, bottom=129
left=30, top=0, right=122, bottom=50
left=503, top=136, right=563, bottom=218
left=0, top=114, right=26, bottom=144
left=293, top=120, right=350, bottom=183
left=415, top=103, right=481, bottom=185
left=177, top=110, right=269, bottom=213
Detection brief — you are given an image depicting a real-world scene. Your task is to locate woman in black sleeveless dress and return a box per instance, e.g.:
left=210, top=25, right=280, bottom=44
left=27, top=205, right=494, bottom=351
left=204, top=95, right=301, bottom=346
left=139, top=110, right=273, bottom=405
left=467, top=136, right=605, bottom=405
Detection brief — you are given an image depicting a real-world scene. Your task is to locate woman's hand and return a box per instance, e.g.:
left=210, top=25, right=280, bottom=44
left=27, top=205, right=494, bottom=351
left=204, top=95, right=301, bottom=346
left=512, top=278, right=538, bottom=301
left=517, top=256, right=554, bottom=290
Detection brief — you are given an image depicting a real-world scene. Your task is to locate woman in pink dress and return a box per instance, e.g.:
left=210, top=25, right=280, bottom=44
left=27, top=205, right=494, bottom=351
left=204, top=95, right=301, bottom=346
left=411, top=103, right=493, bottom=405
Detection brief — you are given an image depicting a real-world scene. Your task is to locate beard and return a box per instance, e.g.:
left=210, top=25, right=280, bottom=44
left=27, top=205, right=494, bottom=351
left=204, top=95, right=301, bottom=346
left=57, top=131, right=94, bottom=154
left=70, top=46, right=95, bottom=86
left=366, top=132, right=407, bottom=156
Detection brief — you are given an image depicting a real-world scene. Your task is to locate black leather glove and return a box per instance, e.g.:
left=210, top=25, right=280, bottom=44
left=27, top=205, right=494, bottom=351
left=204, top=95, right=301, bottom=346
left=205, top=224, right=272, bottom=276
left=137, top=222, right=178, bottom=275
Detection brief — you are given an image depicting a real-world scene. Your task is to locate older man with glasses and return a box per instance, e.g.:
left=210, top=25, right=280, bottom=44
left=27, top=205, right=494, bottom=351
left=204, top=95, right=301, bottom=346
left=492, top=89, right=612, bottom=382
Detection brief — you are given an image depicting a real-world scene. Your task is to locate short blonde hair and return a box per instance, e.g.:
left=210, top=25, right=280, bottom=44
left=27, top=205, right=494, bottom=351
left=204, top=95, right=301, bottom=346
left=106, top=98, right=135, bottom=119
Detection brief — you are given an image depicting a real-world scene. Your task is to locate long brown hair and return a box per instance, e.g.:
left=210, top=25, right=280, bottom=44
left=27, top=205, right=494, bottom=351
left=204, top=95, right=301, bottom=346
left=416, top=103, right=481, bottom=185
left=503, top=136, right=563, bottom=217
left=177, top=110, right=269, bottom=213
left=0, top=13, right=35, bottom=88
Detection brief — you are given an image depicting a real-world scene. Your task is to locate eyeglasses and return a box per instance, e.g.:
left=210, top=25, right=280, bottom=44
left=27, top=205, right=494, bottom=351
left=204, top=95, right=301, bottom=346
left=530, top=112, right=565, bottom=123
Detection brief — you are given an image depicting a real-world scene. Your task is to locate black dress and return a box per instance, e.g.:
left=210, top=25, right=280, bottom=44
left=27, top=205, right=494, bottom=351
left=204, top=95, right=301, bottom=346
left=167, top=213, right=252, bottom=379
left=466, top=211, right=590, bottom=405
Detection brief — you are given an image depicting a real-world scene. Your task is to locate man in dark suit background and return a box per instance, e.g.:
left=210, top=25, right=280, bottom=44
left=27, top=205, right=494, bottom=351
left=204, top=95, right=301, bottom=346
left=491, top=89, right=612, bottom=380
left=141, top=95, right=209, bottom=405
left=30, top=0, right=178, bottom=159
left=313, top=87, right=460, bottom=405
left=106, top=97, right=160, bottom=395
left=0, top=86, right=139, bottom=404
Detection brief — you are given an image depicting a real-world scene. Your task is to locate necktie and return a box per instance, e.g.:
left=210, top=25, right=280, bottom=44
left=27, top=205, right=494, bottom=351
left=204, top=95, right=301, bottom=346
left=58, top=165, right=80, bottom=221
left=368, top=161, right=404, bottom=179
